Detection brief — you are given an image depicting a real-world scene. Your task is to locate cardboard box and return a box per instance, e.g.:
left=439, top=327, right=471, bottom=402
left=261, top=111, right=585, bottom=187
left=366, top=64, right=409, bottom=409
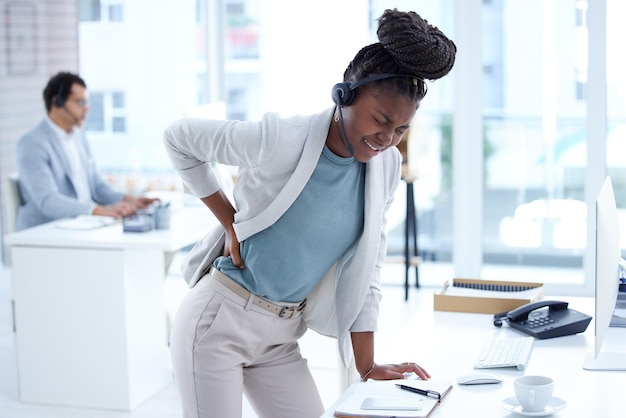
left=433, top=278, right=544, bottom=314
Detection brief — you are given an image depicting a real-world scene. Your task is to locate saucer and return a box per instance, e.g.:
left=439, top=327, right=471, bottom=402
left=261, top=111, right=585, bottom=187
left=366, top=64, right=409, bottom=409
left=501, top=396, right=567, bottom=416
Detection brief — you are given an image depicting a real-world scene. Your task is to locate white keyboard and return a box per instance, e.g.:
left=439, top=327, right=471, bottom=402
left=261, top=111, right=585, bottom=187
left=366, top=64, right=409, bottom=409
left=474, top=337, right=534, bottom=371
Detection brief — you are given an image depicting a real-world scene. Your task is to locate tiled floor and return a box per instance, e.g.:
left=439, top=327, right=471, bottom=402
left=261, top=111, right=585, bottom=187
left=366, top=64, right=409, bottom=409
left=0, top=257, right=436, bottom=418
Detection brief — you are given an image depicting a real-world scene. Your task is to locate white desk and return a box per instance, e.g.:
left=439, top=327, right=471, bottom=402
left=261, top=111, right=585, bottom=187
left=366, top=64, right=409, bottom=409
left=5, top=206, right=216, bottom=411
left=324, top=293, right=626, bottom=417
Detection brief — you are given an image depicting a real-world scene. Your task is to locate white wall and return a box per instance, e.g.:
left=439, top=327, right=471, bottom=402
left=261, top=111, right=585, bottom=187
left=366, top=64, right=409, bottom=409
left=257, top=0, right=370, bottom=116
left=0, top=0, right=80, bottom=262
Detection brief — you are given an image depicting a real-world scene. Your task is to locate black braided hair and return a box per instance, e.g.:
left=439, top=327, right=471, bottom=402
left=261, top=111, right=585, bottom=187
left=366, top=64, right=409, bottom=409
left=343, top=9, right=457, bottom=103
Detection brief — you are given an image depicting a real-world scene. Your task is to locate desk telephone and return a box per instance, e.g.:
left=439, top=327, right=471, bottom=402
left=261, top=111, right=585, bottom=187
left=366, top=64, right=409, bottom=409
left=493, top=300, right=592, bottom=339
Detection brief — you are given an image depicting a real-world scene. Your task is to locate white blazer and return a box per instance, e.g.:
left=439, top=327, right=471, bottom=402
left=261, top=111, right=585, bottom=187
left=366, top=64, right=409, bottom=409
left=163, top=107, right=402, bottom=366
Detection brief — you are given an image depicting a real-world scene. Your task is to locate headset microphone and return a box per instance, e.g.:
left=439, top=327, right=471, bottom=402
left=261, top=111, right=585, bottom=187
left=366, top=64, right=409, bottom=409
left=54, top=81, right=80, bottom=126
left=335, top=105, right=355, bottom=156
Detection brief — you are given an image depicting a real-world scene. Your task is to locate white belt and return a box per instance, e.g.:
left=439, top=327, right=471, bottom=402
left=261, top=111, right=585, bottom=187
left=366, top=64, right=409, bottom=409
left=208, top=266, right=306, bottom=319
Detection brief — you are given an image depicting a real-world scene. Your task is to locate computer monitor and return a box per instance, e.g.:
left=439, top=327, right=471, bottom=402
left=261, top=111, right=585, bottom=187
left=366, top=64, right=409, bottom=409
left=583, top=176, right=626, bottom=370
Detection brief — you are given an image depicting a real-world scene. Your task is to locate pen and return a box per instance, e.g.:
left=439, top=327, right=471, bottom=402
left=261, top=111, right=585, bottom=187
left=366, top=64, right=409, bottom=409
left=395, top=384, right=441, bottom=400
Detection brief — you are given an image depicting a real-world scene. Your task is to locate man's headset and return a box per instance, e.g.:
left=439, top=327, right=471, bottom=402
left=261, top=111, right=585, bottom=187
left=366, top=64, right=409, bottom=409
left=53, top=80, right=80, bottom=124
left=53, top=81, right=67, bottom=108
left=330, top=73, right=421, bottom=155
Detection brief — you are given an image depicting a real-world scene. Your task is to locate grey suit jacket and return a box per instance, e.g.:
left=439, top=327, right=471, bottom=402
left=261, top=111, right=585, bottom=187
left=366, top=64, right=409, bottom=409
left=15, top=118, right=124, bottom=230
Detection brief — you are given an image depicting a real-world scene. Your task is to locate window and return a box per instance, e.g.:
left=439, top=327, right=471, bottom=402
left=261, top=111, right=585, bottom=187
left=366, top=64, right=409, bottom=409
left=481, top=0, right=588, bottom=277
left=73, top=0, right=617, bottom=294
left=576, top=81, right=586, bottom=101
left=574, top=1, right=588, bottom=102
left=84, top=92, right=104, bottom=131
left=112, top=91, right=124, bottom=108
left=111, top=117, right=125, bottom=132
left=226, top=86, right=246, bottom=121
left=79, top=0, right=123, bottom=22
left=225, top=0, right=259, bottom=59
left=79, top=0, right=101, bottom=22
left=108, top=4, right=123, bottom=22
left=84, top=91, right=126, bottom=134
left=607, top=0, right=626, bottom=215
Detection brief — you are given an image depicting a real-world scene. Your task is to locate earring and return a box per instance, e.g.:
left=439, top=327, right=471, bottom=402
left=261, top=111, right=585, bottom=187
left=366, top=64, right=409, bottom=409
left=334, top=109, right=340, bottom=123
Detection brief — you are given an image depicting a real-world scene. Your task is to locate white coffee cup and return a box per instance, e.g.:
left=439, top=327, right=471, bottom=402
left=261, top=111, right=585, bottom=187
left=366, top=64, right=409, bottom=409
left=514, top=375, right=554, bottom=412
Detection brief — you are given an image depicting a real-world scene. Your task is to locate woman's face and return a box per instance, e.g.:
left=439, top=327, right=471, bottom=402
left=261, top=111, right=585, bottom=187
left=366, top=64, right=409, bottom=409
left=332, top=85, right=418, bottom=163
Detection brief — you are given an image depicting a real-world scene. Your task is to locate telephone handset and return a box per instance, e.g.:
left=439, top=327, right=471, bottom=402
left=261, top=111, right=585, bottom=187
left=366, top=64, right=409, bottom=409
left=493, top=300, right=592, bottom=339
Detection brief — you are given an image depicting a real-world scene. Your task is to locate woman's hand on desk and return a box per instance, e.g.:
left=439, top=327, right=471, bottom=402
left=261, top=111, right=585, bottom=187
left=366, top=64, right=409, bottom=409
left=366, top=362, right=431, bottom=381
left=351, top=332, right=431, bottom=381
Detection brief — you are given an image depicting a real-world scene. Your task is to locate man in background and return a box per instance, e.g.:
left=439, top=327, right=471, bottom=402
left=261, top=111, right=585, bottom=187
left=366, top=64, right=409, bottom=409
left=15, top=71, right=157, bottom=231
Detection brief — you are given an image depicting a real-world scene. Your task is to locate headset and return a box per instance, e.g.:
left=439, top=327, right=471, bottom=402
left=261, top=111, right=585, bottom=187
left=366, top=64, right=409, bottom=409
left=331, top=73, right=420, bottom=106
left=331, top=73, right=420, bottom=155
left=53, top=80, right=80, bottom=125
left=53, top=81, right=67, bottom=108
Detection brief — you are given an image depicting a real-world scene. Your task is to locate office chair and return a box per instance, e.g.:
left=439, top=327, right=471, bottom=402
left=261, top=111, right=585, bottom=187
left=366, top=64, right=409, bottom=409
left=3, top=173, right=23, bottom=235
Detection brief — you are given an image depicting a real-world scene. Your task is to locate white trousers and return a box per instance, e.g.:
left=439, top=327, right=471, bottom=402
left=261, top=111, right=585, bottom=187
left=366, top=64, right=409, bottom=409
left=170, top=272, right=325, bottom=418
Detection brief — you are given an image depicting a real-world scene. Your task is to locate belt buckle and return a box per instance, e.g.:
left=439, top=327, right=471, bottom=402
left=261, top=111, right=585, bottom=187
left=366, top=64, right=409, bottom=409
left=279, top=306, right=294, bottom=318
left=278, top=299, right=306, bottom=319
left=279, top=300, right=306, bottom=319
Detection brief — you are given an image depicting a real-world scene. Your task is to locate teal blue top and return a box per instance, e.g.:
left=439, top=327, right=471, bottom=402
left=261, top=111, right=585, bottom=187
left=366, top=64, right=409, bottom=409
left=214, top=145, right=365, bottom=302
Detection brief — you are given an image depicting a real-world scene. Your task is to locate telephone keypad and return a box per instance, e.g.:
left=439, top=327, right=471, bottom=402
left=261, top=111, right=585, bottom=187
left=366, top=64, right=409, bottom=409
left=523, top=316, right=556, bottom=328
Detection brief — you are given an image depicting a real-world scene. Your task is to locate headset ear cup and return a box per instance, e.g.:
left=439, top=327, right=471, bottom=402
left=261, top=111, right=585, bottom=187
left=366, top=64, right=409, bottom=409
left=53, top=96, right=64, bottom=108
left=331, top=82, right=354, bottom=106
left=54, top=80, right=66, bottom=108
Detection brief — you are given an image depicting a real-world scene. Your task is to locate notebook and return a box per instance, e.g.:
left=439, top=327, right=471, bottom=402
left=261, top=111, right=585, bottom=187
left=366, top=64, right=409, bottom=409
left=333, top=379, right=453, bottom=418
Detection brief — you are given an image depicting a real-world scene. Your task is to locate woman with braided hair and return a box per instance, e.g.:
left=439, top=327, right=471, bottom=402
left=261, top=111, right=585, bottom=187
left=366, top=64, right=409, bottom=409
left=164, top=8, right=456, bottom=418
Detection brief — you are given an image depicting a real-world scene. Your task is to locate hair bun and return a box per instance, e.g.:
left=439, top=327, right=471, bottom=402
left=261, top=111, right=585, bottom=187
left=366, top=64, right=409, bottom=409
left=377, top=9, right=456, bottom=81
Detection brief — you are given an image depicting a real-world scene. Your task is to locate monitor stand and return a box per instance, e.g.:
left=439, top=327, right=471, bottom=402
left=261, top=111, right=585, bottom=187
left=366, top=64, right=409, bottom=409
left=583, top=352, right=626, bottom=371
